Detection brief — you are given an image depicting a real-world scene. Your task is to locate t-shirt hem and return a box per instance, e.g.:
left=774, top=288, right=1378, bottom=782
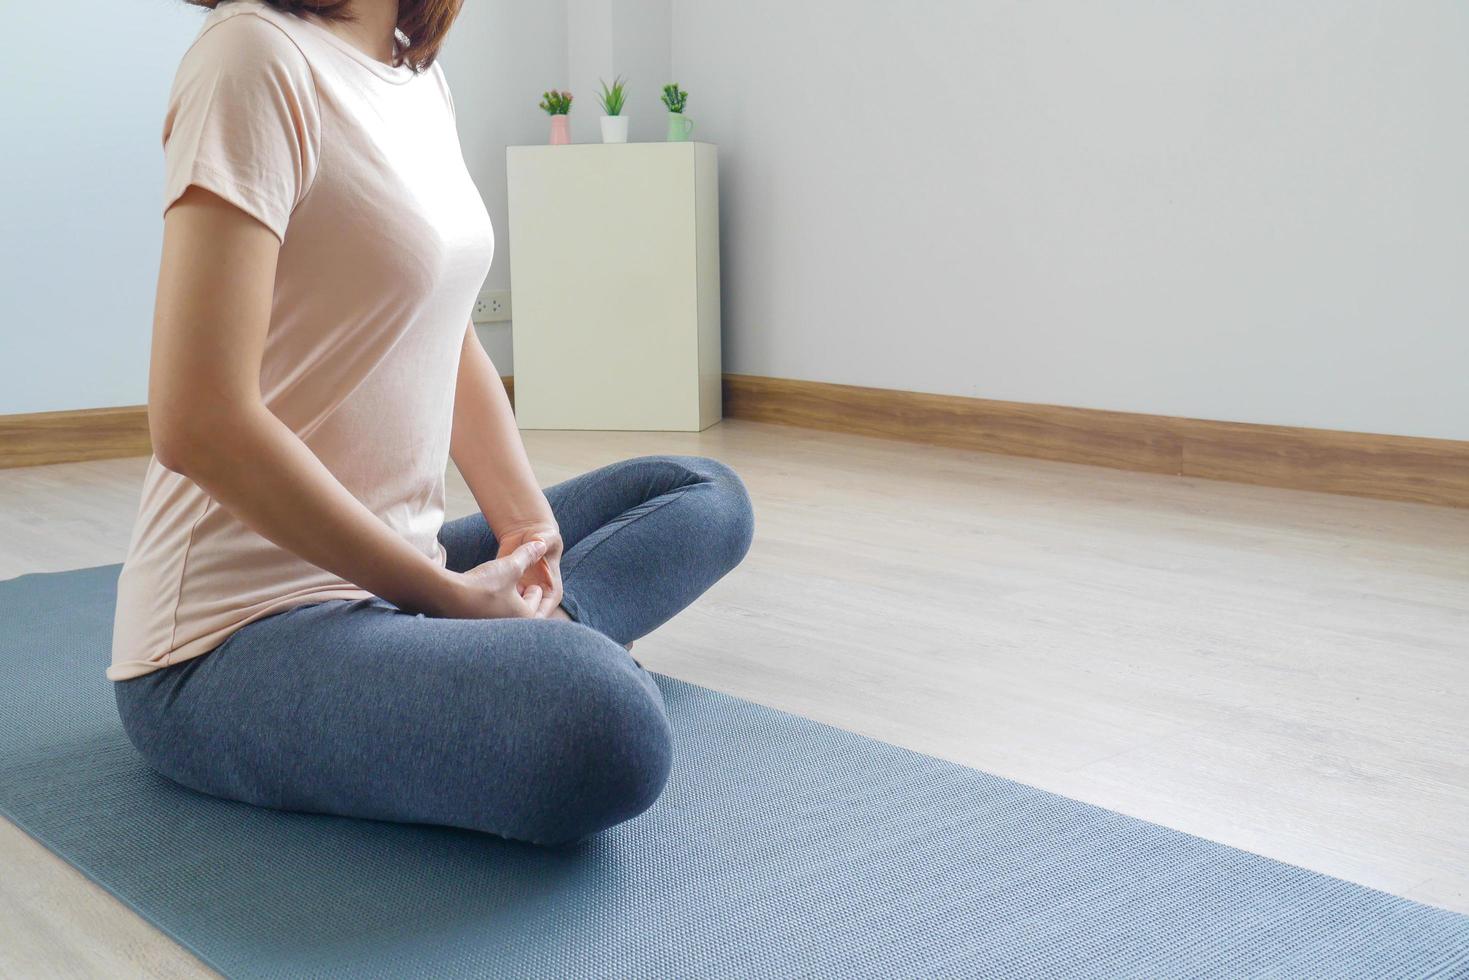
left=107, top=585, right=376, bottom=682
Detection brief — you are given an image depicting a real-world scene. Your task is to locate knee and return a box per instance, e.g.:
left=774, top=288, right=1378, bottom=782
left=518, top=628, right=674, bottom=846
left=678, top=455, right=755, bottom=571
left=557, top=697, right=672, bottom=846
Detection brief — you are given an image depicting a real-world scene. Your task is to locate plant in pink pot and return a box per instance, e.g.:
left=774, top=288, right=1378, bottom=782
left=539, top=89, right=573, bottom=145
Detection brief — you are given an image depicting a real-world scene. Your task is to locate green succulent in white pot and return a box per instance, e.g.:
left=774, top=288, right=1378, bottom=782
left=597, top=76, right=629, bottom=144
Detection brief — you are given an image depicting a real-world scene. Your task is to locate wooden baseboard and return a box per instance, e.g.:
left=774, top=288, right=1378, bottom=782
left=722, top=374, right=1469, bottom=509
left=7, top=376, right=1465, bottom=508
left=0, top=376, right=519, bottom=471
left=0, top=406, right=152, bottom=469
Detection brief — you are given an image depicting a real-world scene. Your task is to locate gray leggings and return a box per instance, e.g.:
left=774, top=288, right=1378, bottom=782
left=114, top=455, right=754, bottom=846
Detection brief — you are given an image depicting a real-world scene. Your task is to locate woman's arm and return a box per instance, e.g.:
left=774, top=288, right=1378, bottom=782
left=450, top=325, right=555, bottom=535
left=449, top=325, right=564, bottom=616
left=151, top=187, right=544, bottom=619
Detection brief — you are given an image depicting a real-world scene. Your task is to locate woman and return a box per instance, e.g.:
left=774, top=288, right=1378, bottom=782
left=110, top=0, right=753, bottom=847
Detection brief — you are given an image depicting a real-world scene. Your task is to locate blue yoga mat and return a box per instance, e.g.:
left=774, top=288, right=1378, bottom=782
left=3, top=564, right=1467, bottom=978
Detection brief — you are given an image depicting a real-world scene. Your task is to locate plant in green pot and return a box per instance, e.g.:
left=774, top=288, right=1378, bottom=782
left=597, top=76, right=629, bottom=143
left=661, top=83, right=693, bottom=142
left=539, top=89, right=573, bottom=145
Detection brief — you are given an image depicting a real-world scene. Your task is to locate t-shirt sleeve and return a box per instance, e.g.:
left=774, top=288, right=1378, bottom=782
left=162, top=14, right=321, bottom=242
left=432, top=61, right=457, bottom=124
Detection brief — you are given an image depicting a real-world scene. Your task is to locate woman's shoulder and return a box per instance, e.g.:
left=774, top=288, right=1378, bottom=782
left=426, top=59, right=455, bottom=119
left=179, top=1, right=312, bottom=76
left=168, top=1, right=316, bottom=120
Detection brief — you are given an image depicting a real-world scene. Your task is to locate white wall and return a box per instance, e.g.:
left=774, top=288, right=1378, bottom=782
left=672, top=1, right=1469, bottom=440
left=611, top=0, right=673, bottom=144
left=1, top=1, right=200, bottom=416
left=566, top=0, right=671, bottom=145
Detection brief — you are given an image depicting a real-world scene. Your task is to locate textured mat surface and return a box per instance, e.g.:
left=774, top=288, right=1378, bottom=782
left=3, top=565, right=1468, bottom=978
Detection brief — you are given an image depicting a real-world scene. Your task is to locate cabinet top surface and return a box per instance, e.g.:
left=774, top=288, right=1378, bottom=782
left=508, top=141, right=717, bottom=151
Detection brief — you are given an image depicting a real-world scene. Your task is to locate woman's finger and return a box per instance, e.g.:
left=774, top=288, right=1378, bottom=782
left=484, top=539, right=547, bottom=584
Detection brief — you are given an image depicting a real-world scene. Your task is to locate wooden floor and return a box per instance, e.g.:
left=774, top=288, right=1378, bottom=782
left=2, top=419, right=1467, bottom=975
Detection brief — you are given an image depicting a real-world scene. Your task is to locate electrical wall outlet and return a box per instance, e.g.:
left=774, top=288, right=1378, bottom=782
left=472, top=289, right=512, bottom=324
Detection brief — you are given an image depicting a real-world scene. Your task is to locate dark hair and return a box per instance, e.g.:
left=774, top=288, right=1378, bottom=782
left=185, top=0, right=464, bottom=73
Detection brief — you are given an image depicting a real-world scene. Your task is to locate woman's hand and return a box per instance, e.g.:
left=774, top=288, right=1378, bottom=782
left=495, top=524, right=565, bottom=618
left=449, top=327, right=568, bottom=619
left=431, top=538, right=552, bottom=619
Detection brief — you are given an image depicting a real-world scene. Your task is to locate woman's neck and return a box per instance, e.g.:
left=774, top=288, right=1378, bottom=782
left=335, top=0, right=401, bottom=65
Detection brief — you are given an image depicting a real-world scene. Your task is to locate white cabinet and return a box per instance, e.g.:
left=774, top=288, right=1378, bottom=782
left=506, top=142, right=722, bottom=431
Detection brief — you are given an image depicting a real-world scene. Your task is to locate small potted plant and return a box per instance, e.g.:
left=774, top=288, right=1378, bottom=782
left=661, top=83, right=692, bottom=142
left=539, top=89, right=573, bottom=145
left=597, top=76, right=629, bottom=144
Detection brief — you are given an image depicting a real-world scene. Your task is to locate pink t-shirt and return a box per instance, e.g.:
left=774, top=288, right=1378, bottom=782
left=109, top=1, right=494, bottom=681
